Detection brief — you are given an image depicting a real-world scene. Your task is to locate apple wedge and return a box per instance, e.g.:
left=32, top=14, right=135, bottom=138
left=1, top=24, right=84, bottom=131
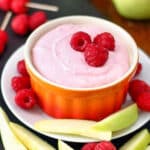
left=10, top=122, right=56, bottom=150
left=92, top=104, right=138, bottom=132
left=58, top=140, right=74, bottom=150
left=34, top=119, right=112, bottom=140
left=0, top=107, right=27, bottom=150
left=119, top=129, right=150, bottom=150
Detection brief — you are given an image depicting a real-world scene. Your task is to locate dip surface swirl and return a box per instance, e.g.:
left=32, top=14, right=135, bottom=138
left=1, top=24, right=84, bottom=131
left=32, top=24, right=129, bottom=88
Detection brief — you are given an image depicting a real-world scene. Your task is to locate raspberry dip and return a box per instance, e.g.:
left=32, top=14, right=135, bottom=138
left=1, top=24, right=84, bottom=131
left=32, top=24, right=130, bottom=88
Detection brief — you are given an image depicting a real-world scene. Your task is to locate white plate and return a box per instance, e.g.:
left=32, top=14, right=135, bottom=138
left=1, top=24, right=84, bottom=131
left=1, top=46, right=150, bottom=143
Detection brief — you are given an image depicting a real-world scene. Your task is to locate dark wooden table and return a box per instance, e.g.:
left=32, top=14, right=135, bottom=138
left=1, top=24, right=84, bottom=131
left=0, top=0, right=149, bottom=149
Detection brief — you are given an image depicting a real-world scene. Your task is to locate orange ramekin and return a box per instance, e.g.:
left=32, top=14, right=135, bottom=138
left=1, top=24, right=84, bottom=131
left=24, top=16, right=138, bottom=121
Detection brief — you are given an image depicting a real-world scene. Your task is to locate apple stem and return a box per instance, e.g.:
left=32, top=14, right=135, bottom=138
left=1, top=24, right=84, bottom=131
left=1, top=11, right=12, bottom=31
left=26, top=2, right=59, bottom=12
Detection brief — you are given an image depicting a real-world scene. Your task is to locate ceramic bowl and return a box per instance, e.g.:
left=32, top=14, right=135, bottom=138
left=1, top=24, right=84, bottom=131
left=24, top=16, right=138, bottom=121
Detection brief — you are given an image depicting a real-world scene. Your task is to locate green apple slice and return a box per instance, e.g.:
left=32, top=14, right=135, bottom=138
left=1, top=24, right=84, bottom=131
left=34, top=119, right=112, bottom=140
left=0, top=108, right=27, bottom=150
left=10, top=122, right=56, bottom=150
left=120, top=129, right=150, bottom=150
left=92, top=104, right=138, bottom=132
left=58, top=140, right=74, bottom=150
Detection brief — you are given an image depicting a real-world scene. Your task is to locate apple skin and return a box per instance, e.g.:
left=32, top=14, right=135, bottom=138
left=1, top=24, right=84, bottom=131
left=0, top=108, right=27, bottom=150
left=58, top=140, right=74, bottom=150
left=10, top=122, right=56, bottom=150
left=112, top=0, right=150, bottom=20
left=92, top=104, right=138, bottom=132
left=120, top=129, right=150, bottom=150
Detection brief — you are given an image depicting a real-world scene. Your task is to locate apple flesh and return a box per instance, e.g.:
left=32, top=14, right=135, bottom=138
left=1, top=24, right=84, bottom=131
left=58, top=140, right=74, bottom=150
left=112, top=0, right=150, bottom=20
left=120, top=129, right=150, bottom=150
left=10, top=122, right=56, bottom=150
left=92, top=104, right=138, bottom=132
left=34, top=119, right=112, bottom=140
left=146, top=145, right=150, bottom=150
left=0, top=107, right=27, bottom=150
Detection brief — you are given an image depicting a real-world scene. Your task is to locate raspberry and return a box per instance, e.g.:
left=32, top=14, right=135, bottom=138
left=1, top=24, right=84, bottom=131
left=17, top=59, right=28, bottom=76
left=0, top=40, right=5, bottom=54
left=11, top=76, right=30, bottom=92
left=134, top=62, right=142, bottom=77
left=0, top=29, right=8, bottom=44
left=11, top=0, right=28, bottom=14
left=0, top=30, right=8, bottom=54
left=84, top=43, right=109, bottom=67
left=0, top=0, right=12, bottom=11
left=81, top=143, right=97, bottom=150
left=128, top=79, right=150, bottom=101
left=94, top=141, right=116, bottom=150
left=11, top=14, right=29, bottom=35
left=70, top=31, right=91, bottom=52
left=29, top=11, right=47, bottom=31
left=136, top=92, right=150, bottom=111
left=93, top=32, right=115, bottom=51
left=15, top=89, right=36, bottom=109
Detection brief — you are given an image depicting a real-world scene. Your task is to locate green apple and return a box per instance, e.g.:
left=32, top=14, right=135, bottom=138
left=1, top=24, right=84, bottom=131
left=58, top=140, right=74, bottom=150
left=92, top=104, right=138, bottom=132
left=146, top=145, right=150, bottom=150
left=34, top=119, right=112, bottom=140
left=112, top=0, right=150, bottom=19
left=10, top=122, right=56, bottom=150
left=120, top=129, right=150, bottom=150
left=0, top=107, right=27, bottom=150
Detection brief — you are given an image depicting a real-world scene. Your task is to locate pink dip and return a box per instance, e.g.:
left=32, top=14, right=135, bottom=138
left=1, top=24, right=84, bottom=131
left=32, top=24, right=130, bottom=88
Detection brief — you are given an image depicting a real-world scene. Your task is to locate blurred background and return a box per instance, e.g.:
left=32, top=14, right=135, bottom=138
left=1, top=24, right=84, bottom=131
left=92, top=0, right=150, bottom=56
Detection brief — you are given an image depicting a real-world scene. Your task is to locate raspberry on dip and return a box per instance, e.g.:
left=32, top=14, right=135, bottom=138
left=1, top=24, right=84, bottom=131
left=32, top=24, right=130, bottom=89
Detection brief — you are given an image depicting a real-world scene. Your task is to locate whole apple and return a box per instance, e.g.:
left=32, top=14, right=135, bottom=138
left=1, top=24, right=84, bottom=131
left=112, top=0, right=150, bottom=20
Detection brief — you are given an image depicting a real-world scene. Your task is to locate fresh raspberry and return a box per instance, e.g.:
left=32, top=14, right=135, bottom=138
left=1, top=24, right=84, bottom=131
left=0, top=30, right=8, bottom=54
left=94, top=141, right=116, bottom=150
left=15, top=89, right=36, bottom=109
left=93, top=32, right=115, bottom=51
left=11, top=0, right=28, bottom=14
left=17, top=59, right=28, bottom=76
left=134, top=62, right=142, bottom=77
left=128, top=79, right=150, bottom=101
left=70, top=31, right=91, bottom=52
left=29, top=11, right=47, bottom=31
left=136, top=91, right=150, bottom=111
left=11, top=14, right=29, bottom=36
left=0, top=0, right=12, bottom=11
left=0, top=40, right=5, bottom=54
left=11, top=76, right=30, bottom=92
left=0, top=29, right=8, bottom=44
left=81, top=143, right=97, bottom=150
left=84, top=43, right=109, bottom=67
